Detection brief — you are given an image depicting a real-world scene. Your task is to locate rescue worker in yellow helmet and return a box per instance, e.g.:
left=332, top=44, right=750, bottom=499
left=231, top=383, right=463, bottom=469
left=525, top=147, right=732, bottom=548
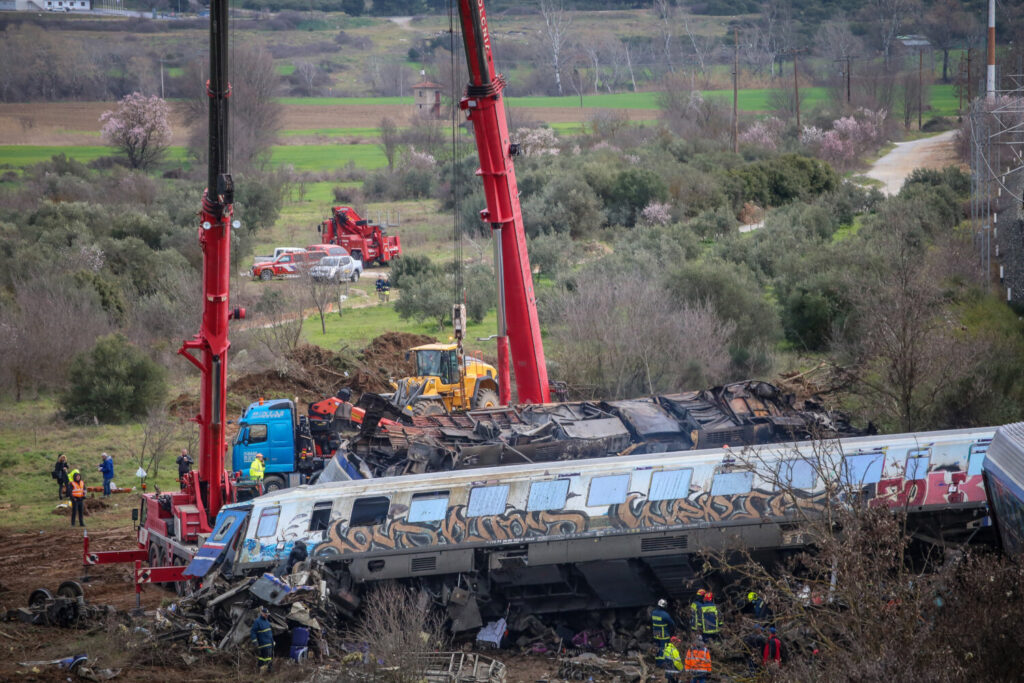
left=662, top=635, right=684, bottom=681
left=249, top=453, right=265, bottom=482
left=689, top=588, right=707, bottom=632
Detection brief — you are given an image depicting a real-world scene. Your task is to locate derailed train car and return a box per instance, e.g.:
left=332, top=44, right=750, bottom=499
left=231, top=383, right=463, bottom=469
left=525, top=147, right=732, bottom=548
left=189, top=426, right=994, bottom=631
left=348, top=380, right=870, bottom=478
left=981, top=422, right=1024, bottom=556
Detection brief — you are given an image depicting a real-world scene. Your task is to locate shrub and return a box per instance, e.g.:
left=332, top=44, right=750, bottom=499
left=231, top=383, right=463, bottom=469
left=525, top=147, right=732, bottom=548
left=389, top=254, right=439, bottom=290
left=62, top=333, right=166, bottom=423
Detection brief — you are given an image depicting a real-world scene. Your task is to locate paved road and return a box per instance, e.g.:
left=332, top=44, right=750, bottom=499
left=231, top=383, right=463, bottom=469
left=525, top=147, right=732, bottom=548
left=865, top=130, right=959, bottom=196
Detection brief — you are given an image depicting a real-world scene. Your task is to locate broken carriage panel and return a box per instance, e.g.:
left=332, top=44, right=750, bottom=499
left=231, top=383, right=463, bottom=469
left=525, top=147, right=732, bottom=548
left=184, top=508, right=250, bottom=578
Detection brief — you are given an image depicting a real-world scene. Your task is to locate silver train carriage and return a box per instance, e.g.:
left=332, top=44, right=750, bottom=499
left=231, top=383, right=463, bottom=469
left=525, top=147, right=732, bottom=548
left=981, top=422, right=1024, bottom=556
left=189, top=426, right=995, bottom=626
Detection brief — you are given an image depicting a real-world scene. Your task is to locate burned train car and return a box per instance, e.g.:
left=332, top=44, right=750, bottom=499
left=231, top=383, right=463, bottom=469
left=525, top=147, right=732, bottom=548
left=193, top=426, right=993, bottom=630
left=348, top=381, right=869, bottom=478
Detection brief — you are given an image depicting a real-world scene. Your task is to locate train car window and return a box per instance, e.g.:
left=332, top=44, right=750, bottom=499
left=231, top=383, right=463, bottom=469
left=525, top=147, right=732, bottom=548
left=842, top=452, right=885, bottom=487
left=467, top=485, right=509, bottom=517
left=351, top=496, right=390, bottom=526
left=527, top=479, right=570, bottom=511
left=777, top=459, right=817, bottom=490
left=711, top=471, right=754, bottom=496
left=968, top=443, right=989, bottom=476
left=409, top=492, right=450, bottom=522
left=905, top=451, right=931, bottom=480
left=255, top=507, right=280, bottom=537
left=211, top=515, right=234, bottom=542
left=309, top=501, right=332, bottom=531
left=248, top=424, right=268, bottom=444
left=587, top=474, right=630, bottom=507
left=649, top=469, right=693, bottom=501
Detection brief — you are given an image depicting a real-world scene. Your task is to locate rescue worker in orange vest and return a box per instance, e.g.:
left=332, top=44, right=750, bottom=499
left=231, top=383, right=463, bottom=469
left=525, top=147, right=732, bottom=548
left=684, top=635, right=712, bottom=683
left=651, top=598, right=676, bottom=664
left=69, top=472, right=86, bottom=527
left=662, top=635, right=684, bottom=681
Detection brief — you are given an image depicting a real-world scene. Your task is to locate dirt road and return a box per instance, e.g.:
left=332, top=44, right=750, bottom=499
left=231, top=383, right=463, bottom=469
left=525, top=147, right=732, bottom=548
left=866, top=129, right=959, bottom=196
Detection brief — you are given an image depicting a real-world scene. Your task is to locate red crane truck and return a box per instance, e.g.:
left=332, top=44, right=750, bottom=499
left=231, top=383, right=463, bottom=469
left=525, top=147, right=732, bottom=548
left=456, top=0, right=550, bottom=405
left=318, top=205, right=402, bottom=266
left=83, top=0, right=244, bottom=595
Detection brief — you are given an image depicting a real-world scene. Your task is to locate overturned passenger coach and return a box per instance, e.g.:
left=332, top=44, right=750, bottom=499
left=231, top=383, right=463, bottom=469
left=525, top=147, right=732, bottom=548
left=184, top=426, right=994, bottom=630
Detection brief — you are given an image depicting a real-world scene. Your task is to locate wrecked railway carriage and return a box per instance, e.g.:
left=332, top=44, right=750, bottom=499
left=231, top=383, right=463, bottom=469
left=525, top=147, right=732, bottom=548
left=188, top=425, right=993, bottom=634
left=346, top=381, right=868, bottom=477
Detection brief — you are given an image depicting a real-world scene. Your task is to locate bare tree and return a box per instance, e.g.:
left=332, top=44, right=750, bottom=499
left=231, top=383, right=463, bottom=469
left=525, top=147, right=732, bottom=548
left=302, top=268, right=337, bottom=336
left=814, top=16, right=863, bottom=65
left=246, top=285, right=303, bottom=360
left=346, top=583, right=448, bottom=682
left=681, top=16, right=719, bottom=88
left=0, top=273, right=112, bottom=402
left=832, top=205, right=973, bottom=431
left=922, top=0, right=972, bottom=83
left=185, top=46, right=283, bottom=170
left=539, top=0, right=572, bottom=96
left=545, top=270, right=735, bottom=399
left=653, top=0, right=675, bottom=73
left=127, top=405, right=187, bottom=484
left=294, top=61, right=319, bottom=97
left=863, top=0, right=921, bottom=67
left=379, top=116, right=400, bottom=172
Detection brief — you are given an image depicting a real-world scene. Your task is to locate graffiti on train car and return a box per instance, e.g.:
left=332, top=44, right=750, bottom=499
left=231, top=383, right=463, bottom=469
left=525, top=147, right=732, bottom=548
left=608, top=487, right=828, bottom=529
left=869, top=472, right=985, bottom=509
left=316, top=507, right=591, bottom=555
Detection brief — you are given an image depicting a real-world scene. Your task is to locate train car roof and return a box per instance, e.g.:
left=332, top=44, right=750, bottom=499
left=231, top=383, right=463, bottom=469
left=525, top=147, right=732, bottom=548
left=247, top=425, right=996, bottom=508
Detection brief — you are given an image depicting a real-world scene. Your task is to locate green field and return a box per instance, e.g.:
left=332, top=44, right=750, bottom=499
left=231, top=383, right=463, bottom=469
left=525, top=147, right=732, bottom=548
left=0, top=144, right=385, bottom=171
left=282, top=126, right=386, bottom=137
left=270, top=143, right=387, bottom=170
left=300, top=300, right=499, bottom=357
left=276, top=84, right=957, bottom=116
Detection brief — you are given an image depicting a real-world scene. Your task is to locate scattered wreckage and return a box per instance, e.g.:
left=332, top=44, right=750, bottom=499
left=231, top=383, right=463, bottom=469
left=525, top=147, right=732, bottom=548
left=347, top=381, right=869, bottom=478
left=4, top=581, right=113, bottom=629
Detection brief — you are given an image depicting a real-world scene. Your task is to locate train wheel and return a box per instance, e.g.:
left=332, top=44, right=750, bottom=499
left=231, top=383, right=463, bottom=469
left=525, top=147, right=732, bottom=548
left=57, top=580, right=84, bottom=600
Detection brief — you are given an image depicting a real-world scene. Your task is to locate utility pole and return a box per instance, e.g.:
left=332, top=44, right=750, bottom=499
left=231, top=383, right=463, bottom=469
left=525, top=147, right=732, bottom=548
left=792, top=49, right=802, bottom=129
left=732, top=27, right=739, bottom=154
left=833, top=55, right=856, bottom=105
left=918, top=48, right=923, bottom=130
left=967, top=48, right=973, bottom=102
left=987, top=0, right=996, bottom=101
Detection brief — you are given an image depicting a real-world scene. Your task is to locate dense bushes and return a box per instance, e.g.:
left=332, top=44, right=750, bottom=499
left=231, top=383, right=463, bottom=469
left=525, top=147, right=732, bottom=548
left=62, top=334, right=167, bottom=423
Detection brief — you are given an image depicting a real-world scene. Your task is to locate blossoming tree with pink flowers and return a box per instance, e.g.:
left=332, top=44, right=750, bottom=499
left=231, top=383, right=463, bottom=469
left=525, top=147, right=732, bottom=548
left=99, top=93, right=172, bottom=170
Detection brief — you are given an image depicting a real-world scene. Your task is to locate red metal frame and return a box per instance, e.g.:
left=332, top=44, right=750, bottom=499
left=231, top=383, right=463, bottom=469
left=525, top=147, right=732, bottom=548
left=457, top=0, right=550, bottom=405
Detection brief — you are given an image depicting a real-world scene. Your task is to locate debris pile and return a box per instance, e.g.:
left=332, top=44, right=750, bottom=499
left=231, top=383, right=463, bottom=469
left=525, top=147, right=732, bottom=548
left=556, top=652, right=644, bottom=682
left=151, top=569, right=338, bottom=658
left=350, top=380, right=869, bottom=477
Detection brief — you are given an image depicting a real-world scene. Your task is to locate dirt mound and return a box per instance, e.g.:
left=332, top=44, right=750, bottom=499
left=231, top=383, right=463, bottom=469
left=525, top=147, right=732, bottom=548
left=227, top=333, right=436, bottom=408
left=358, top=332, right=436, bottom=391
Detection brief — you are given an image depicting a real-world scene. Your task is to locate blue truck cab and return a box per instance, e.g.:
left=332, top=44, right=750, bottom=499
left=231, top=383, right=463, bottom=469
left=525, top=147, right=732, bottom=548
left=232, top=399, right=360, bottom=492
left=232, top=399, right=308, bottom=492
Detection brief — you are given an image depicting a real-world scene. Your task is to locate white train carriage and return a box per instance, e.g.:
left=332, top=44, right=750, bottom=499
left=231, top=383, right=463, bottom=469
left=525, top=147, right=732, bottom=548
left=192, top=427, right=995, bottom=619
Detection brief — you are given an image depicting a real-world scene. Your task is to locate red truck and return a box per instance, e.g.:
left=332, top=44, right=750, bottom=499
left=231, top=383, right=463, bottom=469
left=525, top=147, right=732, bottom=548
left=318, top=206, right=401, bottom=266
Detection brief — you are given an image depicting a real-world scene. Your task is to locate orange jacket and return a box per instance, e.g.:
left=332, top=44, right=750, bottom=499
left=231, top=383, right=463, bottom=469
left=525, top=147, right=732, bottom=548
left=684, top=646, right=712, bottom=673
left=70, top=480, right=86, bottom=499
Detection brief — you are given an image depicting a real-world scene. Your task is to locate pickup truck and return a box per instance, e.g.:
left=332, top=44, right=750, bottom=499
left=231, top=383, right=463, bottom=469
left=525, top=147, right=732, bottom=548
left=251, top=250, right=314, bottom=281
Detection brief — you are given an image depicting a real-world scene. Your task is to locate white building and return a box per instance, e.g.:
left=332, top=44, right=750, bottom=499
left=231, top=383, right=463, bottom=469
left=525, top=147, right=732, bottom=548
left=0, top=0, right=91, bottom=10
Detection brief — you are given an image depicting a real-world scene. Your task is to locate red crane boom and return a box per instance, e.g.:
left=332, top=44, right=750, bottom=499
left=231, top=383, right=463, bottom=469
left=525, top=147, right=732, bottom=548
left=456, top=0, right=550, bottom=405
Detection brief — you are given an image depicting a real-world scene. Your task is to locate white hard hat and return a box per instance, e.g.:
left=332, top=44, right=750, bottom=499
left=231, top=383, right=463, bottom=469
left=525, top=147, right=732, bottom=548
left=657, top=599, right=668, bottom=608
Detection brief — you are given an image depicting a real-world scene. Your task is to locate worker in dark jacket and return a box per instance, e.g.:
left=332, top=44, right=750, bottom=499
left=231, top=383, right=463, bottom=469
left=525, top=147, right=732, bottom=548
left=698, top=592, right=721, bottom=639
left=98, top=453, right=114, bottom=497
left=176, top=449, right=193, bottom=490
left=274, top=540, right=308, bottom=576
left=53, top=454, right=70, bottom=500
left=651, top=598, right=676, bottom=663
left=688, top=589, right=706, bottom=632
left=251, top=607, right=274, bottom=673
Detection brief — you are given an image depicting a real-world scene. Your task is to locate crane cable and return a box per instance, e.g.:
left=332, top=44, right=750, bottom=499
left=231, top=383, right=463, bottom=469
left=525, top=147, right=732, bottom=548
left=448, top=0, right=464, bottom=306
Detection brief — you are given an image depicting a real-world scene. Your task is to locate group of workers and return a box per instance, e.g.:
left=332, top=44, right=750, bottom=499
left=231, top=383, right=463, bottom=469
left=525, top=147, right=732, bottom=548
left=51, top=452, right=117, bottom=526
left=652, top=589, right=784, bottom=681
left=375, top=274, right=391, bottom=302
